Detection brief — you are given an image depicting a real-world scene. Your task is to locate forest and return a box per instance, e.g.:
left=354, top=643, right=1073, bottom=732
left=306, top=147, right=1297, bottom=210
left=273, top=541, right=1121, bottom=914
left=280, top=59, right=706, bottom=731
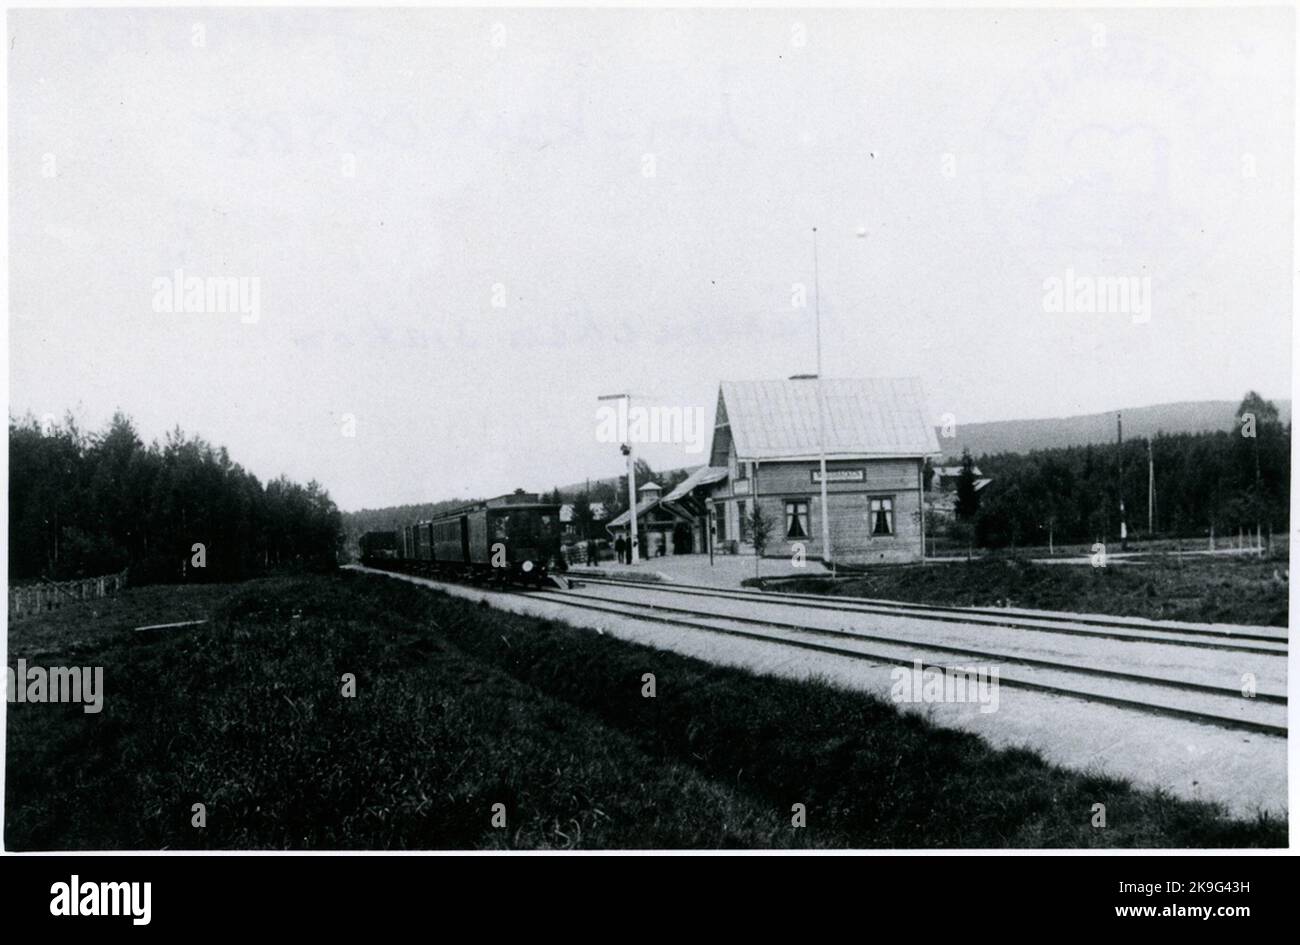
left=944, top=393, right=1290, bottom=550
left=9, top=412, right=343, bottom=583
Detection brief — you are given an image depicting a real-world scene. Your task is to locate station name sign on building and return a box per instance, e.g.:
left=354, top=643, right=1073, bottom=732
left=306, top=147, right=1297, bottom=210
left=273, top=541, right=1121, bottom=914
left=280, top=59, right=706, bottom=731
left=811, top=469, right=867, bottom=483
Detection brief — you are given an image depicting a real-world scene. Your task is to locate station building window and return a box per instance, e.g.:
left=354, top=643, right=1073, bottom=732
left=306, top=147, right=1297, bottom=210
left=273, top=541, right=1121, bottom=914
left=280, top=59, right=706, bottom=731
left=870, top=497, right=894, bottom=536
left=785, top=500, right=809, bottom=539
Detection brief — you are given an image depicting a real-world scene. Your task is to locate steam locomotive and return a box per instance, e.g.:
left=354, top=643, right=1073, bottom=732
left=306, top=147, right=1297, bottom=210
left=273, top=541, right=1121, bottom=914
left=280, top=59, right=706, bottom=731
left=360, top=491, right=565, bottom=588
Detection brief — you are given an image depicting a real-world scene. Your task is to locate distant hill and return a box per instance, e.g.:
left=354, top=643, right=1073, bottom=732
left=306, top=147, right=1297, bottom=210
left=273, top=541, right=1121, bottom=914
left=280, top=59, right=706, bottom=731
left=939, top=399, right=1291, bottom=461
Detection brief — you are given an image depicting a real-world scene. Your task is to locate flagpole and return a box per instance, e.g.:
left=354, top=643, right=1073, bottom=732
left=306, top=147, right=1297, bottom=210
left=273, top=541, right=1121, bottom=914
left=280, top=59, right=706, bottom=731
left=813, top=227, right=833, bottom=574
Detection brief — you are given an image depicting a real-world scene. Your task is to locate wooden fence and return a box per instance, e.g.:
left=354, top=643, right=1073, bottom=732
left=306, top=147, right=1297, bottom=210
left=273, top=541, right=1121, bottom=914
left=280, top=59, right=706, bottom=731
left=9, top=569, right=128, bottom=620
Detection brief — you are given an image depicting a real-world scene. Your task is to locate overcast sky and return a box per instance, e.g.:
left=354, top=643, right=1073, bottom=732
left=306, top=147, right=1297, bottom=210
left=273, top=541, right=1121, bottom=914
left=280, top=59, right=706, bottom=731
left=8, top=6, right=1293, bottom=510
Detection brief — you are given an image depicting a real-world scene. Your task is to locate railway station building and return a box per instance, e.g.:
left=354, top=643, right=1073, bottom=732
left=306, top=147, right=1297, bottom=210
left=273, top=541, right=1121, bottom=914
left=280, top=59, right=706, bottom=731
left=604, top=481, right=695, bottom=558
left=704, top=376, right=939, bottom=565
left=604, top=468, right=730, bottom=557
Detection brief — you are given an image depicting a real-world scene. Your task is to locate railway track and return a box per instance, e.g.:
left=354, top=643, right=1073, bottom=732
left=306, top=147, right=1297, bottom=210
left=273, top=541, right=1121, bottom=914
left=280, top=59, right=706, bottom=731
left=569, top=575, right=1289, bottom=655
left=353, top=565, right=1287, bottom=738
left=523, top=585, right=1287, bottom=738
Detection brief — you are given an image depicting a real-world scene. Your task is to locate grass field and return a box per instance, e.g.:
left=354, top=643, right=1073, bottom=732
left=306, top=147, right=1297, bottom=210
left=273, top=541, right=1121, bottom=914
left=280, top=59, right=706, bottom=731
left=6, top=572, right=1286, bottom=849
left=757, top=554, right=1289, bottom=627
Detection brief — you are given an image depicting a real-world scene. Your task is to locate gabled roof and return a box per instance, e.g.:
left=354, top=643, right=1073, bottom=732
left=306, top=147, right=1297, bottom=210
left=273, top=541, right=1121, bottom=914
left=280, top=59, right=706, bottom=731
left=605, top=497, right=656, bottom=530
left=605, top=497, right=692, bottom=530
left=713, top=377, right=940, bottom=462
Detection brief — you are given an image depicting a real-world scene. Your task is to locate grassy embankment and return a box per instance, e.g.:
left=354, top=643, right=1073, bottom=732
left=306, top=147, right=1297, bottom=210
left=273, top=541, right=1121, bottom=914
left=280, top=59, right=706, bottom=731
left=6, top=572, right=1285, bottom=849
left=757, top=554, right=1288, bottom=627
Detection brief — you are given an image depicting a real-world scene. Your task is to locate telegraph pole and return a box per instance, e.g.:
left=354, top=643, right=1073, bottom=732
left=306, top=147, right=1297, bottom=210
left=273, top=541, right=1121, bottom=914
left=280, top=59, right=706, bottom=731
left=1147, top=438, right=1155, bottom=535
left=1117, top=412, right=1127, bottom=551
left=1252, top=414, right=1263, bottom=553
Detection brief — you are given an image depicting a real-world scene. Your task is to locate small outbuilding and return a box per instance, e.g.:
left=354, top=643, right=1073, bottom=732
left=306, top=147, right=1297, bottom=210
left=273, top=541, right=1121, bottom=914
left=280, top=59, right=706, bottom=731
left=605, top=482, right=694, bottom=558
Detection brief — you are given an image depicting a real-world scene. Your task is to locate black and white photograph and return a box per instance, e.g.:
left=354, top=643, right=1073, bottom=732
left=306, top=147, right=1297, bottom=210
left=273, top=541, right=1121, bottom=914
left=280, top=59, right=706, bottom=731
left=2, top=0, right=1296, bottom=882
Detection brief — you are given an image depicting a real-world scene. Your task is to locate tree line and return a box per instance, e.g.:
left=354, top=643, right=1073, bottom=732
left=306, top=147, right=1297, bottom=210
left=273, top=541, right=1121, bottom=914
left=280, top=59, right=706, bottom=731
left=9, top=412, right=343, bottom=583
left=939, top=392, right=1289, bottom=549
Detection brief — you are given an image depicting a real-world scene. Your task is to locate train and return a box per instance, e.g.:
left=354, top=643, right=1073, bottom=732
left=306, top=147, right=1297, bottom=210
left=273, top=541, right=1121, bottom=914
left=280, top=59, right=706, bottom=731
left=359, top=490, right=567, bottom=588
left=357, top=529, right=398, bottom=560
